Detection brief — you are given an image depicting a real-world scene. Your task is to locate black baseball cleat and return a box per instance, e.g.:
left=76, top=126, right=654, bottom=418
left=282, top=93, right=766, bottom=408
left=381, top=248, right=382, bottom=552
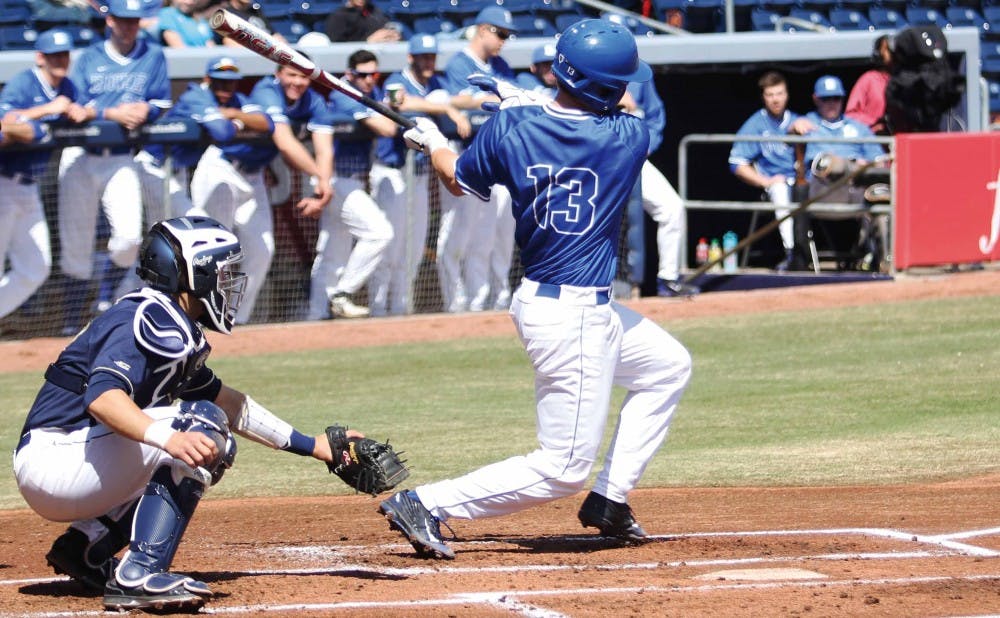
left=46, top=528, right=119, bottom=592
left=577, top=491, right=649, bottom=543
left=103, top=571, right=211, bottom=613
left=656, top=278, right=700, bottom=298
left=378, top=490, right=455, bottom=559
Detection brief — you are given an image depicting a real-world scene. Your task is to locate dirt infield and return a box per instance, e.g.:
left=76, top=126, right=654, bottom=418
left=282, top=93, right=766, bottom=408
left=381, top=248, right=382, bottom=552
left=2, top=269, right=999, bottom=616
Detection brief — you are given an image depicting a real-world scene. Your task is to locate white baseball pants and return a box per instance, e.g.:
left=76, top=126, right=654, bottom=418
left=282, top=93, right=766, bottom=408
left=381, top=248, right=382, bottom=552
left=0, top=179, right=51, bottom=319
left=416, top=279, right=692, bottom=521
left=640, top=161, right=685, bottom=282
left=135, top=150, right=199, bottom=223
left=766, top=180, right=795, bottom=251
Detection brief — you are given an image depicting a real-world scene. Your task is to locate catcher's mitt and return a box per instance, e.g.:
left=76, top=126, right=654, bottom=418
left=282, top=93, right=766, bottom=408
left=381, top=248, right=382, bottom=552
left=325, top=425, right=409, bottom=495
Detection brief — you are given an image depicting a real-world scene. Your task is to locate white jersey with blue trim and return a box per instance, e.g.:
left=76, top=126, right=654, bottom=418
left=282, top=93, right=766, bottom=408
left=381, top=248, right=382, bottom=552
left=70, top=39, right=171, bottom=119
left=455, top=103, right=649, bottom=288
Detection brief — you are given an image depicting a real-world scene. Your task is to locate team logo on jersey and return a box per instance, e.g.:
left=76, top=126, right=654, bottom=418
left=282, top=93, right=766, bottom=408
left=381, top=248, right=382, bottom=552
left=114, top=360, right=132, bottom=371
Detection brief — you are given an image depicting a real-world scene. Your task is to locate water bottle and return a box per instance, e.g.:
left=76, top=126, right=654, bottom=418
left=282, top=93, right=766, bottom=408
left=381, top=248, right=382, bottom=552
left=695, top=237, right=709, bottom=266
left=707, top=238, right=722, bottom=272
left=722, top=231, right=738, bottom=273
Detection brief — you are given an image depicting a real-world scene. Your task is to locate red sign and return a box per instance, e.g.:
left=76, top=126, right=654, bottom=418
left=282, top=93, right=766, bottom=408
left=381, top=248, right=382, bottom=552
left=895, top=132, right=1000, bottom=269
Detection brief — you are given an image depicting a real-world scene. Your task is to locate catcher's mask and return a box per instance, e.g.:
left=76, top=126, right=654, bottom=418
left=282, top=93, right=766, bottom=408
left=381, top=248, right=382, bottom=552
left=137, top=216, right=247, bottom=334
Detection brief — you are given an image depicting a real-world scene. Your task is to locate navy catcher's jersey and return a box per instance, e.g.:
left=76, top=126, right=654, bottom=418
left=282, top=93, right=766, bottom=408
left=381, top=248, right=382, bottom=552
left=728, top=109, right=799, bottom=178
left=0, top=69, right=78, bottom=177
left=21, top=288, right=221, bottom=435
left=70, top=39, right=171, bottom=120
left=455, top=103, right=649, bottom=288
left=221, top=77, right=332, bottom=171
left=328, top=88, right=382, bottom=176
left=374, top=69, right=447, bottom=171
left=803, top=111, right=884, bottom=167
left=145, top=83, right=268, bottom=168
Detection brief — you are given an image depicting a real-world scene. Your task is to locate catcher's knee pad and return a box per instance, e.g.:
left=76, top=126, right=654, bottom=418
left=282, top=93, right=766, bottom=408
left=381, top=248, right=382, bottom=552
left=116, top=465, right=202, bottom=585
left=170, top=400, right=237, bottom=486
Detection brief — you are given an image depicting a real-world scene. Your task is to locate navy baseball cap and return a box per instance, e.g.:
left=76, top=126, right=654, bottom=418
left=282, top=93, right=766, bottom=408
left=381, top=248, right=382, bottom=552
left=408, top=33, right=438, bottom=55
left=107, top=0, right=146, bottom=18
left=531, top=42, right=556, bottom=65
left=206, top=56, right=242, bottom=80
left=36, top=29, right=74, bottom=54
left=475, top=6, right=517, bottom=31
left=814, top=75, right=845, bottom=98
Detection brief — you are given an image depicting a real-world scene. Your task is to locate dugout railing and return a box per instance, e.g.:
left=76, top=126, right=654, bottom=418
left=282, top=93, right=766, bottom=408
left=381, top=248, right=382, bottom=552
left=677, top=132, right=897, bottom=274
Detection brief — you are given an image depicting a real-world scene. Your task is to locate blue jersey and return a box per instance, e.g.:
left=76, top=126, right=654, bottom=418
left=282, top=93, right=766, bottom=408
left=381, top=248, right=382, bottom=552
left=626, top=80, right=664, bottom=156
left=156, top=6, right=215, bottom=47
left=145, top=82, right=269, bottom=168
left=0, top=68, right=78, bottom=177
left=728, top=109, right=799, bottom=178
left=222, top=77, right=331, bottom=171
left=70, top=39, right=171, bottom=121
left=374, top=69, right=447, bottom=171
left=328, top=87, right=381, bottom=176
left=455, top=104, right=649, bottom=288
left=444, top=49, right=515, bottom=140
left=803, top=111, right=884, bottom=166
left=21, top=289, right=222, bottom=435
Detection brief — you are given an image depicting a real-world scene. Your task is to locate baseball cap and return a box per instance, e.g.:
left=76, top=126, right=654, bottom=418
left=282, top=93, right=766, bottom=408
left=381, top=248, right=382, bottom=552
left=531, top=42, right=556, bottom=65
left=36, top=29, right=74, bottom=54
left=814, top=75, right=845, bottom=98
left=107, top=0, right=147, bottom=18
left=475, top=6, right=517, bottom=32
left=206, top=56, right=242, bottom=80
left=409, top=33, right=438, bottom=55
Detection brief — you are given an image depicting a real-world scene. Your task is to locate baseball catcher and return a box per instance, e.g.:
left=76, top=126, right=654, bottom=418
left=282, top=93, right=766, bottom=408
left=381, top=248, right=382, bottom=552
left=325, top=425, right=409, bottom=495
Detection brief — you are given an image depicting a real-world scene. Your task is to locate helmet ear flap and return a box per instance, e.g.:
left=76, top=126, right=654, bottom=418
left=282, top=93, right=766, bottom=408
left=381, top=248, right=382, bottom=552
left=136, top=227, right=184, bottom=294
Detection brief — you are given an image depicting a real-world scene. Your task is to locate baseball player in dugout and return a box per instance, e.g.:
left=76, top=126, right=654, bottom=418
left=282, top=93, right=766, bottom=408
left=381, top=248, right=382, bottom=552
left=191, top=53, right=333, bottom=325
left=12, top=216, right=374, bottom=612
left=56, top=0, right=172, bottom=335
left=307, top=49, right=395, bottom=321
left=379, top=19, right=693, bottom=558
left=0, top=29, right=78, bottom=328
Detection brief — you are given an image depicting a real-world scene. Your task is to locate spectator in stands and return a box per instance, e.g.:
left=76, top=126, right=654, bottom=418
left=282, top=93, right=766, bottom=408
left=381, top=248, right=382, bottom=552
left=216, top=0, right=287, bottom=46
left=729, top=70, right=814, bottom=272
left=307, top=49, right=396, bottom=320
left=190, top=55, right=333, bottom=324
left=515, top=42, right=557, bottom=95
left=157, top=0, right=217, bottom=47
left=846, top=34, right=892, bottom=135
left=324, top=0, right=402, bottom=44
left=57, top=0, right=172, bottom=334
left=439, top=6, right=517, bottom=312
left=369, top=34, right=472, bottom=317
left=0, top=29, right=77, bottom=325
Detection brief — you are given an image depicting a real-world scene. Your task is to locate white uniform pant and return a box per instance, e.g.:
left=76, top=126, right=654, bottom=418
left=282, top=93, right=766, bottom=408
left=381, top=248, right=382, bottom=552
left=191, top=146, right=273, bottom=324
left=369, top=163, right=428, bottom=317
left=416, top=278, right=692, bottom=521
left=766, top=181, right=795, bottom=251
left=0, top=179, right=51, bottom=318
left=58, top=147, right=143, bottom=280
left=12, top=406, right=180, bottom=523
left=640, top=161, right=685, bottom=282
left=135, top=150, right=199, bottom=224
left=307, top=175, right=393, bottom=320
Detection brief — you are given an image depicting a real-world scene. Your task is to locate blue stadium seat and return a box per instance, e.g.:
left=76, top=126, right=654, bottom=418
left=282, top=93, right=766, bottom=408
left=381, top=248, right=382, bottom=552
left=982, top=41, right=1000, bottom=61
left=911, top=0, right=948, bottom=11
left=758, top=0, right=795, bottom=16
left=0, top=3, right=31, bottom=25
left=750, top=7, right=780, bottom=31
left=946, top=7, right=986, bottom=31
left=554, top=11, right=582, bottom=32
left=985, top=5, right=1000, bottom=27
left=829, top=8, right=874, bottom=31
left=797, top=0, right=838, bottom=13
left=259, top=0, right=292, bottom=19
left=534, top=0, right=583, bottom=20
left=61, top=24, right=98, bottom=47
left=876, top=0, right=909, bottom=13
left=982, top=57, right=1000, bottom=77
left=683, top=0, right=722, bottom=34
left=869, top=7, right=908, bottom=30
left=511, top=14, right=557, bottom=37
left=292, top=0, right=338, bottom=27
left=0, top=26, right=38, bottom=50
left=412, top=15, right=447, bottom=35
left=789, top=8, right=833, bottom=31
left=497, top=0, right=535, bottom=15
left=269, top=17, right=309, bottom=43
left=601, top=11, right=654, bottom=35
left=904, top=7, right=950, bottom=29
left=988, top=79, right=1000, bottom=113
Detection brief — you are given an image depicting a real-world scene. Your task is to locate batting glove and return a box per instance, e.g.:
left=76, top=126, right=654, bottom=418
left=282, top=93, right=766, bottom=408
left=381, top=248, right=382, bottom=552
left=403, top=117, right=450, bottom=156
left=467, top=73, right=551, bottom=112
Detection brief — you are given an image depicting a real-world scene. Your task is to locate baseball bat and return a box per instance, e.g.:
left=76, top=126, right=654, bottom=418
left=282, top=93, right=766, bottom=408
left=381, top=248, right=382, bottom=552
left=669, top=158, right=884, bottom=294
left=209, top=9, right=416, bottom=130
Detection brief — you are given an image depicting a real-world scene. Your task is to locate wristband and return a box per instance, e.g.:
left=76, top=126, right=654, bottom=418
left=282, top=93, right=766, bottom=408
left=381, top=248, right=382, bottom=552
left=143, top=421, right=176, bottom=451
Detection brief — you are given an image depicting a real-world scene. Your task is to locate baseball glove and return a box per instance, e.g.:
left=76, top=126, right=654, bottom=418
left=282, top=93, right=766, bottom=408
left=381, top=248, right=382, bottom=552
left=325, top=425, right=409, bottom=495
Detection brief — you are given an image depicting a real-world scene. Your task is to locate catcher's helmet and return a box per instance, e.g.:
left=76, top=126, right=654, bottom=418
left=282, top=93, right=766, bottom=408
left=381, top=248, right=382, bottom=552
left=551, top=18, right=652, bottom=114
left=137, top=216, right=246, bottom=334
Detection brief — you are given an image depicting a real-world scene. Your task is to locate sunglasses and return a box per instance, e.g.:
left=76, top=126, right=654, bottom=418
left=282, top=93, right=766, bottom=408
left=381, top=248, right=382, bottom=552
left=818, top=96, right=843, bottom=102
left=352, top=70, right=381, bottom=79
left=488, top=26, right=511, bottom=40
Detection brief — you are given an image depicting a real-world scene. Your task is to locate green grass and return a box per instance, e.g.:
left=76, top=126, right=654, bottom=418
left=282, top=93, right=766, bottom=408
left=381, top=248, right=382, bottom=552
left=1, top=295, right=997, bottom=510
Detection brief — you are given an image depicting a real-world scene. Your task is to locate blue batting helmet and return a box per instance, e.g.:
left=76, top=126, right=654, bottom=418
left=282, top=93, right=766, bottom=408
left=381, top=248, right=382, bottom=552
left=551, top=19, right=652, bottom=114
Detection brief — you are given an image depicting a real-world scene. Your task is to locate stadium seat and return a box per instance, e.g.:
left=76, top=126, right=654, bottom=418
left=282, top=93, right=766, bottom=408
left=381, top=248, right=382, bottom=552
left=602, top=11, right=654, bottom=35
left=750, top=7, right=780, bottom=31
left=269, top=17, right=309, bottom=43
left=259, top=0, right=292, bottom=19
left=982, top=41, right=1000, bottom=61
left=0, top=26, right=38, bottom=50
left=497, top=0, right=535, bottom=15
left=989, top=79, right=1000, bottom=113
left=292, top=0, right=338, bottom=28
left=62, top=24, right=98, bottom=47
left=554, top=11, right=583, bottom=32
left=534, top=0, right=583, bottom=21
left=829, top=8, right=874, bottom=31
left=904, top=7, right=950, bottom=29
left=982, top=57, right=1000, bottom=78
left=758, top=0, right=795, bottom=16
left=412, top=15, right=447, bottom=35
left=869, top=7, right=908, bottom=30
left=683, top=0, right=722, bottom=34
left=510, top=14, right=557, bottom=37
left=788, top=8, right=833, bottom=31
left=946, top=7, right=987, bottom=31
left=0, top=3, right=31, bottom=25
left=797, top=0, right=838, bottom=13
left=875, top=0, right=909, bottom=13
left=911, top=0, right=949, bottom=11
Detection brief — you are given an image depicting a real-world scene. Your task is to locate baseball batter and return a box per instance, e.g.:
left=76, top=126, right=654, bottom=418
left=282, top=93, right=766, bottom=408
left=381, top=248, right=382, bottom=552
left=191, top=60, right=332, bottom=324
left=0, top=29, right=78, bottom=321
left=379, top=19, right=693, bottom=558
left=57, top=0, right=172, bottom=333
left=13, top=216, right=367, bottom=612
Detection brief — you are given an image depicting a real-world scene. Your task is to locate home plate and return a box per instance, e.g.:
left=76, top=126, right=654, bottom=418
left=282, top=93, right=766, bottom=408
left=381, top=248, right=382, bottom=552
left=694, top=568, right=828, bottom=581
